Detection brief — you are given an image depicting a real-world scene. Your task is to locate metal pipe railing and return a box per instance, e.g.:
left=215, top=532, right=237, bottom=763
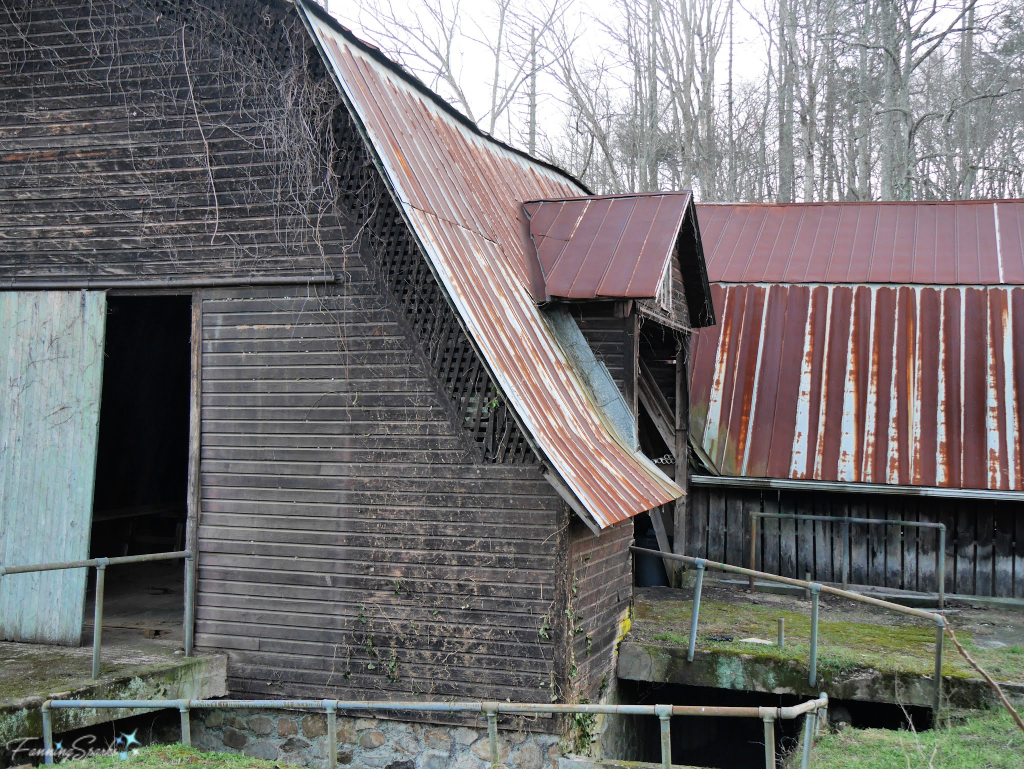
left=0, top=550, right=194, bottom=678
left=41, top=693, right=830, bottom=769
left=751, top=511, right=946, bottom=608
left=630, top=546, right=946, bottom=714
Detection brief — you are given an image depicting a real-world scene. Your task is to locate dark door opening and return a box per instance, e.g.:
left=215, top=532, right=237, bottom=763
left=86, top=294, right=192, bottom=643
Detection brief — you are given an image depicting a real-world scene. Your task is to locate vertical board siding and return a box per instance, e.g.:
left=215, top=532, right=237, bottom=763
left=196, top=281, right=563, bottom=702
left=689, top=486, right=1024, bottom=599
left=0, top=290, right=106, bottom=645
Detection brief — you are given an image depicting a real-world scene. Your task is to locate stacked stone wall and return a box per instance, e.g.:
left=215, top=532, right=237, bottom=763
left=191, top=709, right=562, bottom=769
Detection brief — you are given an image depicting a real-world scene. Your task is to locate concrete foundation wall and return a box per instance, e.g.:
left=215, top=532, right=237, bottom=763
left=191, top=709, right=562, bottom=769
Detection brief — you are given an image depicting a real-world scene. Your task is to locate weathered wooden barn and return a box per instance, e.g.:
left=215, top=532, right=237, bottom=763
left=687, top=201, right=1024, bottom=600
left=0, top=0, right=713, bottom=729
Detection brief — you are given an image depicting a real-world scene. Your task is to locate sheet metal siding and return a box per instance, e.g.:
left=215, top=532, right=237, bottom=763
left=303, top=6, right=680, bottom=527
left=691, top=284, right=1024, bottom=491
left=523, top=193, right=690, bottom=300
left=196, top=281, right=563, bottom=702
left=698, top=201, right=1024, bottom=285
left=0, top=290, right=105, bottom=645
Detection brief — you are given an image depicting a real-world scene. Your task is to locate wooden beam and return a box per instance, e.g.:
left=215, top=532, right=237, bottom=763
left=638, top=359, right=676, bottom=456
left=674, top=334, right=691, bottom=561
left=648, top=504, right=680, bottom=585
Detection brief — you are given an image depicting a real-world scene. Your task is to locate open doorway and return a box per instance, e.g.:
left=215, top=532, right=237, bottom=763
left=86, top=294, right=192, bottom=643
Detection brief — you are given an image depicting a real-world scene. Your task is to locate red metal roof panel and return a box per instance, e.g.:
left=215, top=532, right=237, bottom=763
left=525, top=192, right=691, bottom=300
left=698, top=201, right=1024, bottom=285
left=300, top=3, right=681, bottom=527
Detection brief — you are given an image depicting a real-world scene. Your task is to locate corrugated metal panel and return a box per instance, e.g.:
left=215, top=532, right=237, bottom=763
left=0, top=290, right=106, bottom=645
left=690, top=283, right=1024, bottom=491
left=299, top=2, right=681, bottom=528
left=698, top=201, right=1024, bottom=285
left=523, top=192, right=691, bottom=300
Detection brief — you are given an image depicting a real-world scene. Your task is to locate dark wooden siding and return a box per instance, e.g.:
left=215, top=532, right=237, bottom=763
left=0, top=0, right=335, bottom=281
left=689, top=485, right=1024, bottom=599
left=564, top=517, right=633, bottom=700
left=196, top=279, right=563, bottom=702
left=576, top=314, right=631, bottom=393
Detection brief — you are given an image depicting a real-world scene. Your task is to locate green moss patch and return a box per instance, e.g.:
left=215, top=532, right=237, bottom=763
left=807, top=709, right=1024, bottom=768
left=634, top=591, right=1024, bottom=683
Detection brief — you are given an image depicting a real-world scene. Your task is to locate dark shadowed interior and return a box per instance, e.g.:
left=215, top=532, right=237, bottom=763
left=90, top=295, right=191, bottom=559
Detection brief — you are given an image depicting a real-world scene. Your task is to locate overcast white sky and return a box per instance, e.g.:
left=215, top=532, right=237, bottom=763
left=319, top=0, right=771, bottom=143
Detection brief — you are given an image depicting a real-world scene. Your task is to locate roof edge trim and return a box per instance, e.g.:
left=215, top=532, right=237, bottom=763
left=690, top=474, right=1024, bottom=501
left=297, top=0, right=591, bottom=195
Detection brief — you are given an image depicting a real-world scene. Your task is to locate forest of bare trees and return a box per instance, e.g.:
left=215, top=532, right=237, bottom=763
left=326, top=0, right=1024, bottom=202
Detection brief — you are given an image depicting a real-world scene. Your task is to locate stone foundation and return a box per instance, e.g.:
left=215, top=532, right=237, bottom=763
left=191, top=709, right=562, bottom=769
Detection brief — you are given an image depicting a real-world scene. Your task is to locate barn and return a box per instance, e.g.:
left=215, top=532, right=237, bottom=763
left=686, top=201, right=1024, bottom=601
left=0, top=0, right=714, bottom=758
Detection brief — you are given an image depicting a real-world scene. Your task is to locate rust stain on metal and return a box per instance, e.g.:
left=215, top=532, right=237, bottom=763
left=698, top=200, right=1024, bottom=285
left=523, top=192, right=692, bottom=301
left=300, top=4, right=682, bottom=527
left=692, top=201, right=1024, bottom=492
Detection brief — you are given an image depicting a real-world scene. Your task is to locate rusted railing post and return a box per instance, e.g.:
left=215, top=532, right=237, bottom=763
left=178, top=701, right=191, bottom=746
left=656, top=704, right=673, bottom=769
left=687, top=559, right=706, bottom=662
left=326, top=700, right=338, bottom=769
left=92, top=558, right=109, bottom=679
left=933, top=617, right=945, bottom=715
left=760, top=708, right=776, bottom=769
left=42, top=701, right=54, bottom=765
left=799, top=710, right=816, bottom=769
left=808, top=584, right=821, bottom=687
left=485, top=704, right=499, bottom=768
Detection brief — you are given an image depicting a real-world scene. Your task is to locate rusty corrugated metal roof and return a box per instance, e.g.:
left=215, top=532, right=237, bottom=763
left=298, top=1, right=682, bottom=527
left=699, top=200, right=1024, bottom=285
left=691, top=201, right=1024, bottom=492
left=523, top=192, right=692, bottom=300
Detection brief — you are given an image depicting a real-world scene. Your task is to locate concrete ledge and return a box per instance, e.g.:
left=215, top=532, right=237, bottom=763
left=0, top=645, right=226, bottom=741
left=560, top=756, right=698, bottom=769
left=618, top=641, right=1024, bottom=710
left=713, top=578, right=1024, bottom=613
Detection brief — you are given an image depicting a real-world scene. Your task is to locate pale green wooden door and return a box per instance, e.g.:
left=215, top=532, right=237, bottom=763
left=0, top=291, right=106, bottom=645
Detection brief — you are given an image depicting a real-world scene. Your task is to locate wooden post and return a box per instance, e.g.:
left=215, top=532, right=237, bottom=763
left=673, top=334, right=690, bottom=566
left=184, top=290, right=203, bottom=652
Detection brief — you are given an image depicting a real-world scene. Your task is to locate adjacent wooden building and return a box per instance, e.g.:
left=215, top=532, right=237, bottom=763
left=0, top=0, right=713, bottom=718
left=688, top=201, right=1024, bottom=599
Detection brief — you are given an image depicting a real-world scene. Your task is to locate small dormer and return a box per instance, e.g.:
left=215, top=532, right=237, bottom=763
left=522, top=191, right=715, bottom=331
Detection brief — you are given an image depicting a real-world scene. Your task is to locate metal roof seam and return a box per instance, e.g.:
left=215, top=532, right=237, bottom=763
left=994, top=203, right=1004, bottom=283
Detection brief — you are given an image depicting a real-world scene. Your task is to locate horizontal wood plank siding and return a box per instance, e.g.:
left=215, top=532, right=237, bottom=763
left=565, top=517, right=633, bottom=700
left=0, top=0, right=334, bottom=281
left=196, top=281, right=562, bottom=702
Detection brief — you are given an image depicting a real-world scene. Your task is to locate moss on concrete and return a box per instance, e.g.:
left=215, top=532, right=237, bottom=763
left=634, top=594, right=1024, bottom=683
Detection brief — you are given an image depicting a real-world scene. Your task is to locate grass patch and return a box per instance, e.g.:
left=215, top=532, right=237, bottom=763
left=57, top=744, right=298, bottom=768
left=808, top=708, right=1024, bottom=768
left=639, top=598, right=1024, bottom=682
